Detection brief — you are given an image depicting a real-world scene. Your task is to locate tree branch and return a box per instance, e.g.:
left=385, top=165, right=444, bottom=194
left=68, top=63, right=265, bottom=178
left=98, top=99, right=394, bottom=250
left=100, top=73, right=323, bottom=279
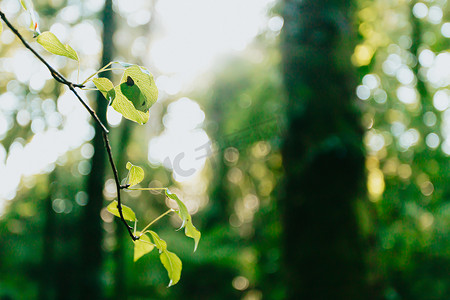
left=0, top=10, right=136, bottom=240
left=102, top=131, right=137, bottom=240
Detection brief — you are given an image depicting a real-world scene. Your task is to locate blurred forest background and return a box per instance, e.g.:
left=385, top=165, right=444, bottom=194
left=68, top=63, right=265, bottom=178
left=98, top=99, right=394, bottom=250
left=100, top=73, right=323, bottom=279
left=0, top=0, right=449, bottom=299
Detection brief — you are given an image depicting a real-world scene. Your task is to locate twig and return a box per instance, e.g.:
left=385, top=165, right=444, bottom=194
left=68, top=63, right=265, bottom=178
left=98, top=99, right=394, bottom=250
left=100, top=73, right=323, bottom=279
left=67, top=84, right=109, bottom=134
left=102, top=131, right=137, bottom=240
left=0, top=10, right=136, bottom=240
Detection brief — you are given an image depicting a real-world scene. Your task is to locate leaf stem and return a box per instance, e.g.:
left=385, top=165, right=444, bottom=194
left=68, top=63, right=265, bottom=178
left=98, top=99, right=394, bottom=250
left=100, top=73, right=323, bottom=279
left=101, top=67, right=124, bottom=72
left=80, top=62, right=126, bottom=85
left=140, top=209, right=174, bottom=236
left=81, top=61, right=114, bottom=85
left=127, top=187, right=168, bottom=191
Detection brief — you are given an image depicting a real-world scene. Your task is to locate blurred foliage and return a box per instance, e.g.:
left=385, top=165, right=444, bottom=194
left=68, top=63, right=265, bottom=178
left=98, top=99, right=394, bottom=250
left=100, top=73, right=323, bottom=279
left=356, top=0, right=450, bottom=299
left=0, top=0, right=449, bottom=299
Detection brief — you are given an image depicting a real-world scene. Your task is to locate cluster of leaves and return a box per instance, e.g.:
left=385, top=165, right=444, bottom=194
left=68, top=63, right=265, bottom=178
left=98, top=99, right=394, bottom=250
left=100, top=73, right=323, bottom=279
left=107, top=163, right=200, bottom=286
left=17, top=0, right=157, bottom=125
left=91, top=63, right=158, bottom=124
left=33, top=33, right=157, bottom=125
left=1, top=0, right=201, bottom=287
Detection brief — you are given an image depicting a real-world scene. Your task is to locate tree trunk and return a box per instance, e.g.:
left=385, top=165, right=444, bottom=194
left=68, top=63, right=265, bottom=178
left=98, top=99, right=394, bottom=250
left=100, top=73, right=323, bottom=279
left=79, top=0, right=115, bottom=298
left=203, top=93, right=231, bottom=230
left=280, top=0, right=367, bottom=298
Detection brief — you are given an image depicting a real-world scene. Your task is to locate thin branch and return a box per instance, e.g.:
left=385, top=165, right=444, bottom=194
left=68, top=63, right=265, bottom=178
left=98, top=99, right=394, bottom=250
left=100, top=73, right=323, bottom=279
left=0, top=11, right=84, bottom=88
left=0, top=10, right=108, bottom=134
left=0, top=10, right=136, bottom=240
left=68, top=84, right=109, bottom=134
left=102, top=131, right=138, bottom=241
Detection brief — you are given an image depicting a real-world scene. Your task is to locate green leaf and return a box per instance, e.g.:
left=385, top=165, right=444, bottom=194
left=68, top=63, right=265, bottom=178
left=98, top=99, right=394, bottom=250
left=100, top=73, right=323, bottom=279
left=106, top=200, right=136, bottom=222
left=125, top=162, right=144, bottom=187
left=165, top=189, right=201, bottom=251
left=37, top=31, right=79, bottom=61
left=120, top=65, right=158, bottom=112
left=165, top=189, right=189, bottom=228
left=108, top=64, right=157, bottom=123
left=133, top=233, right=154, bottom=262
left=148, top=230, right=167, bottom=252
left=160, top=250, right=182, bottom=287
left=111, top=85, right=149, bottom=124
left=93, top=78, right=115, bottom=103
left=147, top=230, right=182, bottom=286
left=0, top=22, right=2, bottom=38
left=185, top=219, right=201, bottom=252
left=120, top=81, right=146, bottom=111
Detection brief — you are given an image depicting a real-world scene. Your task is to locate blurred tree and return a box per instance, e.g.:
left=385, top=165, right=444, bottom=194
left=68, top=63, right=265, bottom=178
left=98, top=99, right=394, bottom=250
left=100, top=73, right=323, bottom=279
left=281, top=0, right=368, bottom=298
left=189, top=33, right=285, bottom=298
left=78, top=0, right=114, bottom=298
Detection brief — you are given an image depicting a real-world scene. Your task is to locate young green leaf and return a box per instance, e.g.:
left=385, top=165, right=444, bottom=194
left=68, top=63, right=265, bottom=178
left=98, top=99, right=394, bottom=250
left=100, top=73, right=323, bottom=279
left=165, top=189, right=189, bottom=228
left=106, top=200, right=136, bottom=222
left=0, top=22, right=3, bottom=38
left=148, top=230, right=167, bottom=252
left=111, top=85, right=149, bottom=124
left=165, top=189, right=201, bottom=251
left=93, top=77, right=115, bottom=103
left=133, top=233, right=154, bottom=262
left=160, top=250, right=182, bottom=287
left=185, top=218, right=201, bottom=252
left=36, top=31, right=79, bottom=61
left=126, top=162, right=144, bottom=187
left=119, top=65, right=158, bottom=112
